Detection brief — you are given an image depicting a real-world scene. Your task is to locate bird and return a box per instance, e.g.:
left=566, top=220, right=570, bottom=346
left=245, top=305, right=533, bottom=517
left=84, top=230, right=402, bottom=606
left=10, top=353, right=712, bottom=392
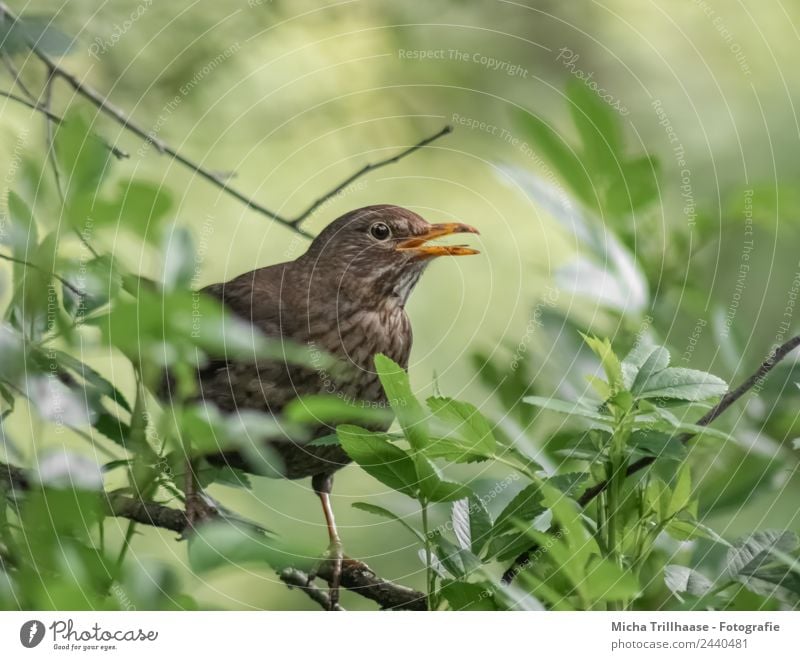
left=189, top=204, right=479, bottom=608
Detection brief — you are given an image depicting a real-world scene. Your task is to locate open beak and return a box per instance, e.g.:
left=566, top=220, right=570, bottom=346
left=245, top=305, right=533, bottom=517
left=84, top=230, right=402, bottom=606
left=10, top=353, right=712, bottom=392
left=395, top=222, right=480, bottom=258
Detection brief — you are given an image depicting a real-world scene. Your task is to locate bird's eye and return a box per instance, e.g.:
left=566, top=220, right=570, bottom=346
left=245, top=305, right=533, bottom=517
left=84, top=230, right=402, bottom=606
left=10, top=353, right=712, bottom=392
left=369, top=222, right=391, bottom=241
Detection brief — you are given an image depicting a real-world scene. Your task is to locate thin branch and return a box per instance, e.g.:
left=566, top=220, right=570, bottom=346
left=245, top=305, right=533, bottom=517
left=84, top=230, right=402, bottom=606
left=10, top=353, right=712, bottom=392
left=106, top=491, right=188, bottom=533
left=0, top=252, right=83, bottom=296
left=0, top=89, right=129, bottom=160
left=0, top=2, right=451, bottom=239
left=0, top=460, right=427, bottom=610
left=2, top=51, right=35, bottom=100
left=502, top=333, right=800, bottom=584
left=41, top=67, right=65, bottom=202
left=289, top=124, right=453, bottom=226
left=279, top=567, right=345, bottom=611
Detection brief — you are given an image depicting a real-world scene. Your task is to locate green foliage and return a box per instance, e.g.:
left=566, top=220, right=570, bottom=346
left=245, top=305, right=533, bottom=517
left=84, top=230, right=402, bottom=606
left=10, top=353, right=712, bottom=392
left=2, top=62, right=799, bottom=613
left=516, top=78, right=660, bottom=226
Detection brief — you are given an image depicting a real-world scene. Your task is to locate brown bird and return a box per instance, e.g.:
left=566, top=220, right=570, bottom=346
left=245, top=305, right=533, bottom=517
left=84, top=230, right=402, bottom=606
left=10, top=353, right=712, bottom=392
left=193, top=204, right=479, bottom=607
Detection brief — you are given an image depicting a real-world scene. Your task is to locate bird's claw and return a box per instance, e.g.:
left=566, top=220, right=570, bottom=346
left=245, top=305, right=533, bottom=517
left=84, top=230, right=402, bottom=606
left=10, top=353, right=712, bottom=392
left=306, top=540, right=344, bottom=611
left=183, top=492, right=218, bottom=536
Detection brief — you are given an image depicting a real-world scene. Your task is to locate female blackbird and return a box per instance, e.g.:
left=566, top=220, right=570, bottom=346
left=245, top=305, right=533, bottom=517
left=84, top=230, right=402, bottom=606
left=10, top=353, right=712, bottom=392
left=195, top=204, right=478, bottom=606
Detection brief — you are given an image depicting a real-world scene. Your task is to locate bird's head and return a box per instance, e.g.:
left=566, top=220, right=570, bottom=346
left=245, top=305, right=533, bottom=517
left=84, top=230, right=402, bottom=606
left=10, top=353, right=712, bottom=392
left=300, top=205, right=479, bottom=306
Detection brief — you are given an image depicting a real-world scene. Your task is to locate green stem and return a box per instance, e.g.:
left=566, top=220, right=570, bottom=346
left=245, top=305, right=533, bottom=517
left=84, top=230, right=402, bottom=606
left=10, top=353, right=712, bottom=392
left=494, top=452, right=539, bottom=482
left=605, top=408, right=633, bottom=610
left=116, top=372, right=150, bottom=567
left=421, top=500, right=435, bottom=610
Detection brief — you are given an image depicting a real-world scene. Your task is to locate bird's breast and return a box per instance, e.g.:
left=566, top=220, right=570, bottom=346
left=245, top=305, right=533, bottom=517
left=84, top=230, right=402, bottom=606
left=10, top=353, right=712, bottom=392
left=310, top=303, right=412, bottom=404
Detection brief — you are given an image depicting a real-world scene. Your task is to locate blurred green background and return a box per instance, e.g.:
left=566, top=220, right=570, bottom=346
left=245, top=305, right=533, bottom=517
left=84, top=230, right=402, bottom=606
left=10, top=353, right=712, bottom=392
left=2, top=0, right=800, bottom=609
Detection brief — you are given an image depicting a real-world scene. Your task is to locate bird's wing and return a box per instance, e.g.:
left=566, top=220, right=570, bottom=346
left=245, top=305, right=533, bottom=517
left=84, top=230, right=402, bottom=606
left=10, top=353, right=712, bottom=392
left=193, top=263, right=318, bottom=414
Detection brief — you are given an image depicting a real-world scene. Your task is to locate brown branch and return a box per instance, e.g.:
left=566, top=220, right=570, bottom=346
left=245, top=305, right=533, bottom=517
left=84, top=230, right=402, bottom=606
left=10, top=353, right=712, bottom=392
left=0, top=89, right=129, bottom=160
left=279, top=567, right=345, bottom=611
left=316, top=558, right=426, bottom=610
left=0, top=460, right=426, bottom=610
left=106, top=491, right=188, bottom=533
left=502, top=333, right=800, bottom=584
left=41, top=66, right=65, bottom=202
left=288, top=124, right=453, bottom=226
left=0, top=253, right=84, bottom=296
left=0, top=0, right=451, bottom=239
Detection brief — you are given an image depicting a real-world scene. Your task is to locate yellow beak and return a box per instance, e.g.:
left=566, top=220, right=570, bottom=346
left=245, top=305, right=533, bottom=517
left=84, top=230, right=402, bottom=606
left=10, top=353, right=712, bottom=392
left=395, top=222, right=480, bottom=258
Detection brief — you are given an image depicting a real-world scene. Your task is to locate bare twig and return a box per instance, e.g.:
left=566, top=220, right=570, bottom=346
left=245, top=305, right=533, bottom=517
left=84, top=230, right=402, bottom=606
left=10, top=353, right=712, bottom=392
left=317, top=557, right=427, bottom=610
left=2, top=51, right=35, bottom=100
left=106, top=491, right=188, bottom=533
left=0, top=460, right=427, bottom=610
left=41, top=67, right=65, bottom=202
left=279, top=567, right=345, bottom=611
left=0, top=253, right=83, bottom=296
left=288, top=124, right=453, bottom=226
left=0, top=89, right=129, bottom=160
left=502, top=333, right=800, bottom=584
left=0, top=2, right=451, bottom=239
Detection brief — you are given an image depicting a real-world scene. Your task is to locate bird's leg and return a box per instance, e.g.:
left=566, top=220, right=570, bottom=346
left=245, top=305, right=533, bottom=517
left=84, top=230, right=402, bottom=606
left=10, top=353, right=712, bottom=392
left=309, top=472, right=343, bottom=611
left=183, top=458, right=217, bottom=532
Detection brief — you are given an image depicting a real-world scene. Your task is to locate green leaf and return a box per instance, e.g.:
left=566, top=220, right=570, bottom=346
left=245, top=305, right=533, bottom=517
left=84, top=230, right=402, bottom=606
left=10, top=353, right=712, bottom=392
left=93, top=410, right=130, bottom=447
left=23, top=375, right=96, bottom=428
left=644, top=478, right=671, bottom=520
left=427, top=397, right=496, bottom=456
left=584, top=556, right=640, bottom=602
left=102, top=287, right=304, bottom=366
left=52, top=349, right=131, bottom=412
left=55, top=111, right=111, bottom=200
left=621, top=343, right=661, bottom=389
left=160, top=225, right=195, bottom=291
left=187, top=521, right=280, bottom=573
left=61, top=255, right=121, bottom=318
left=581, top=334, right=624, bottom=393
left=726, top=530, right=800, bottom=578
left=3, top=191, right=38, bottom=257
left=434, top=534, right=482, bottom=578
left=337, top=425, right=419, bottom=498
left=628, top=430, right=687, bottom=461
left=374, top=354, right=428, bottom=451
left=440, top=580, right=498, bottom=610
left=284, top=394, right=392, bottom=428
left=665, top=515, right=729, bottom=545
left=606, top=156, right=660, bottom=216
left=351, top=502, right=424, bottom=542
left=172, top=404, right=292, bottom=468
left=567, top=77, right=622, bottom=172
left=546, top=472, right=590, bottom=498
left=515, top=109, right=594, bottom=205
left=523, top=396, right=611, bottom=422
left=102, top=180, right=173, bottom=241
left=423, top=436, right=492, bottom=464
left=486, top=532, right=536, bottom=562
left=664, top=565, right=714, bottom=597
left=668, top=462, right=692, bottom=517
left=452, top=495, right=493, bottom=555
left=0, top=324, right=26, bottom=383
left=631, top=346, right=670, bottom=393
left=420, top=471, right=472, bottom=503
left=636, top=367, right=727, bottom=402
left=494, top=484, right=544, bottom=536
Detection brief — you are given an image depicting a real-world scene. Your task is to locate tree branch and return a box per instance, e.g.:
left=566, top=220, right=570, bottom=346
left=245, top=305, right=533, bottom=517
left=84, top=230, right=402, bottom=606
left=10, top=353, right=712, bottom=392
left=0, top=253, right=84, bottom=296
left=0, top=460, right=427, bottom=610
left=279, top=567, right=345, bottom=611
left=0, top=89, right=129, bottom=160
left=288, top=124, right=453, bottom=226
left=0, top=0, right=451, bottom=239
left=502, top=333, right=800, bottom=584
